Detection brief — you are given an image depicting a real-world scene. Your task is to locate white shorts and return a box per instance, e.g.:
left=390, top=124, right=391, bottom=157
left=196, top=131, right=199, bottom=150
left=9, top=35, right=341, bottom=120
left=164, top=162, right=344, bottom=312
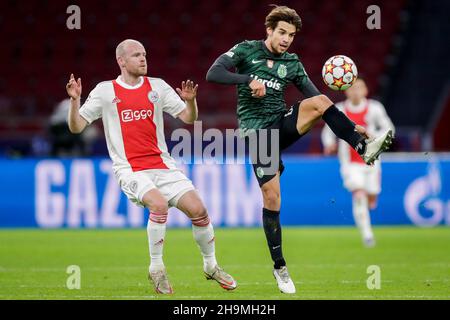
left=117, top=169, right=195, bottom=208
left=340, top=162, right=381, bottom=195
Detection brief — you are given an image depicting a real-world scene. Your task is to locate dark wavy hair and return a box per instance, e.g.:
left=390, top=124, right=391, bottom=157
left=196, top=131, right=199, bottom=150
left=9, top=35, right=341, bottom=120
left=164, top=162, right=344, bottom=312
left=265, top=5, right=302, bottom=32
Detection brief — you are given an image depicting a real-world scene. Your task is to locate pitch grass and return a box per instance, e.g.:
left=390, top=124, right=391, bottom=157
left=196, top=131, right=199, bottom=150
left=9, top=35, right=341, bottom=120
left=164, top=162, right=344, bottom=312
left=0, top=227, right=449, bottom=300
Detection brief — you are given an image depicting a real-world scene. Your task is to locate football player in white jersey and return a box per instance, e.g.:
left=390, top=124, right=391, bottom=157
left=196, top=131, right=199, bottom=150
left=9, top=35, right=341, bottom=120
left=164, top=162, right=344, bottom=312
left=66, top=39, right=236, bottom=294
left=321, top=79, right=395, bottom=247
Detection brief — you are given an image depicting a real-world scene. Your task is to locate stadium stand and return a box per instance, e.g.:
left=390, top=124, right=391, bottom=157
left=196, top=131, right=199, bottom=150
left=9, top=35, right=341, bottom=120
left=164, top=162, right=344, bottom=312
left=1, top=0, right=447, bottom=156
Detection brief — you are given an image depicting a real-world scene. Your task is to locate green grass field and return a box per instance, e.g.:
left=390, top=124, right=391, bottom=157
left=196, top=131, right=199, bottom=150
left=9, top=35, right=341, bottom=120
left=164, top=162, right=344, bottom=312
left=0, top=227, right=449, bottom=300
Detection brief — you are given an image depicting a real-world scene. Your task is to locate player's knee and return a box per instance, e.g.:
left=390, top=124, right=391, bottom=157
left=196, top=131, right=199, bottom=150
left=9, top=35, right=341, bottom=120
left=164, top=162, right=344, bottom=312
left=148, top=200, right=169, bottom=214
left=189, top=204, right=210, bottom=227
left=189, top=203, right=208, bottom=219
left=142, top=190, right=169, bottom=213
left=314, top=94, right=333, bottom=107
left=302, top=95, right=332, bottom=115
left=353, top=190, right=367, bottom=201
left=261, top=186, right=281, bottom=208
left=368, top=195, right=378, bottom=209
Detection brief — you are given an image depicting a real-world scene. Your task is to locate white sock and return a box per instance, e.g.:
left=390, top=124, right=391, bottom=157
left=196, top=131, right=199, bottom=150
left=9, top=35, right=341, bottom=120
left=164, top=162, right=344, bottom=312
left=352, top=192, right=374, bottom=240
left=147, top=217, right=167, bottom=273
left=192, top=222, right=217, bottom=272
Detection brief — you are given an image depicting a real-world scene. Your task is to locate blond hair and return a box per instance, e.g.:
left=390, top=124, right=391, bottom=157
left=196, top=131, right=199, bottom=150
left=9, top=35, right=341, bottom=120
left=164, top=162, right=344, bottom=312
left=116, top=39, right=144, bottom=58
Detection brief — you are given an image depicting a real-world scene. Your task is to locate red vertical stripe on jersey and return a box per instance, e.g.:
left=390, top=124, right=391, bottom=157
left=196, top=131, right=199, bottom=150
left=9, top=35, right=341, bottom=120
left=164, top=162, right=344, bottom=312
left=113, top=78, right=168, bottom=171
left=344, top=102, right=369, bottom=164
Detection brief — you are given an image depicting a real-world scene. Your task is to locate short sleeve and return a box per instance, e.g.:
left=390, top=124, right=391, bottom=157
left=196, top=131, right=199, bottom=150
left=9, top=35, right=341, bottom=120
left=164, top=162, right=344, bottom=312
left=160, top=80, right=186, bottom=118
left=79, top=85, right=103, bottom=124
left=370, top=100, right=395, bottom=134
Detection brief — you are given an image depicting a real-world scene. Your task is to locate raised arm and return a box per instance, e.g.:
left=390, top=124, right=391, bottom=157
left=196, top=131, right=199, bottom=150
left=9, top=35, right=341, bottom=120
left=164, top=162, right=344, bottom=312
left=66, top=73, right=87, bottom=133
left=373, top=101, right=395, bottom=136
left=293, top=61, right=322, bottom=99
left=206, top=54, right=251, bottom=85
left=206, top=54, right=266, bottom=98
left=297, top=78, right=322, bottom=98
left=176, top=80, right=198, bottom=124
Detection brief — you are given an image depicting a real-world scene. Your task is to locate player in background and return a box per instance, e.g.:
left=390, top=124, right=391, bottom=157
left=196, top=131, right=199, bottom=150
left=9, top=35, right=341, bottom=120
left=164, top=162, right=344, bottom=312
left=66, top=39, right=236, bottom=294
left=321, top=78, right=395, bottom=247
left=206, top=5, right=393, bottom=293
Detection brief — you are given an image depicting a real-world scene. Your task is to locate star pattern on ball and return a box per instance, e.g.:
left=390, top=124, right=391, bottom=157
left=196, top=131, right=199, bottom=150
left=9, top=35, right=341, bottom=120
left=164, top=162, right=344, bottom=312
left=322, top=55, right=358, bottom=91
left=343, top=63, right=352, bottom=72
left=334, top=77, right=344, bottom=88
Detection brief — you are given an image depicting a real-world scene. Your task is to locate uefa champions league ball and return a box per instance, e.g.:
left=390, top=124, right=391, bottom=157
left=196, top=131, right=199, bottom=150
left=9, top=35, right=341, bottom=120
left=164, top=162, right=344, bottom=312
left=322, top=55, right=358, bottom=91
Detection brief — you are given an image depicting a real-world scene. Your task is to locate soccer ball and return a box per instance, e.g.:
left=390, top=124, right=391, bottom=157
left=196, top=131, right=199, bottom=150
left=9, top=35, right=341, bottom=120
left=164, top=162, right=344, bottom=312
left=322, top=55, right=358, bottom=91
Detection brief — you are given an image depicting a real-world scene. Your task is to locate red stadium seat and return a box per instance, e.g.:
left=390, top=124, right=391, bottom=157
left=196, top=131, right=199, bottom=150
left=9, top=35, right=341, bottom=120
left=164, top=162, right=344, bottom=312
left=2, top=0, right=405, bottom=143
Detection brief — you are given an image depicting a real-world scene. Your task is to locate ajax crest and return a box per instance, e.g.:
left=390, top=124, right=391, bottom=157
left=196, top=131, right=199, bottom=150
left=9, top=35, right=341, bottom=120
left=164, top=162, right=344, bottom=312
left=148, top=90, right=159, bottom=103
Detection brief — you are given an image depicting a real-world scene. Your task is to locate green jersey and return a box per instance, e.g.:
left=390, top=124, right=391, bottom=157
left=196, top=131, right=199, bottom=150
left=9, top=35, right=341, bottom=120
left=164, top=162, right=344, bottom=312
left=225, top=40, right=310, bottom=130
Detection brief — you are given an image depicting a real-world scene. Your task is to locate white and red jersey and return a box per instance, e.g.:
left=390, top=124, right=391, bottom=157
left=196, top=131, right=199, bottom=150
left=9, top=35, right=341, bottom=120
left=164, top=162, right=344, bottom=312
left=321, top=98, right=395, bottom=166
left=79, top=76, right=186, bottom=174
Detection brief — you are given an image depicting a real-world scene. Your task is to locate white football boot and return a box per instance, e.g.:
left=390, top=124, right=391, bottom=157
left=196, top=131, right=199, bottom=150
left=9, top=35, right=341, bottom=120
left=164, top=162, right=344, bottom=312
left=362, top=129, right=394, bottom=165
left=148, top=268, right=173, bottom=294
left=204, top=265, right=237, bottom=290
left=363, top=236, right=376, bottom=248
left=273, top=266, right=296, bottom=294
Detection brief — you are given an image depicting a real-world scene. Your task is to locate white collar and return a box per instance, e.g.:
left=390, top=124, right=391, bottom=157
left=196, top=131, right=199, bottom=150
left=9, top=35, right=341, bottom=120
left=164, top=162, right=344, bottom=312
left=116, top=76, right=144, bottom=89
left=346, top=98, right=367, bottom=113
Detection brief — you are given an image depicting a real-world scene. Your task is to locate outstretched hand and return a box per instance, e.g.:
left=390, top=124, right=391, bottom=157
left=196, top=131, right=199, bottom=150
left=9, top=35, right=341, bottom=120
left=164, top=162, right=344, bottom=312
left=176, top=80, right=198, bottom=102
left=66, top=73, right=82, bottom=99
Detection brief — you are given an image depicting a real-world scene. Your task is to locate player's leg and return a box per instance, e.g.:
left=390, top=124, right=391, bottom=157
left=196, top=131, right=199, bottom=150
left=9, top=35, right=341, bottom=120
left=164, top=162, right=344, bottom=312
left=363, top=163, right=382, bottom=246
left=342, top=165, right=374, bottom=247
left=260, top=174, right=296, bottom=294
left=249, top=127, right=285, bottom=269
left=160, top=173, right=218, bottom=274
left=175, top=190, right=237, bottom=290
left=142, top=189, right=169, bottom=272
left=296, top=95, right=364, bottom=145
left=176, top=190, right=216, bottom=271
left=295, top=95, right=392, bottom=164
left=260, top=173, right=283, bottom=265
left=368, top=194, right=378, bottom=210
left=141, top=189, right=173, bottom=293
left=117, top=172, right=173, bottom=294
left=367, top=162, right=381, bottom=210
left=248, top=125, right=295, bottom=294
left=352, top=189, right=375, bottom=247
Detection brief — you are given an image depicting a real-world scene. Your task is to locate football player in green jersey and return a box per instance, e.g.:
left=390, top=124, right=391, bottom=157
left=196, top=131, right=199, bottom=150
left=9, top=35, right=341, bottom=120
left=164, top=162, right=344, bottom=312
left=206, top=5, right=393, bottom=294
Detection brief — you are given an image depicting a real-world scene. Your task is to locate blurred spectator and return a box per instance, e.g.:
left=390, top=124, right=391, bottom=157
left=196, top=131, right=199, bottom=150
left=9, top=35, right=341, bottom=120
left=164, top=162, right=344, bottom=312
left=48, top=98, right=98, bottom=157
